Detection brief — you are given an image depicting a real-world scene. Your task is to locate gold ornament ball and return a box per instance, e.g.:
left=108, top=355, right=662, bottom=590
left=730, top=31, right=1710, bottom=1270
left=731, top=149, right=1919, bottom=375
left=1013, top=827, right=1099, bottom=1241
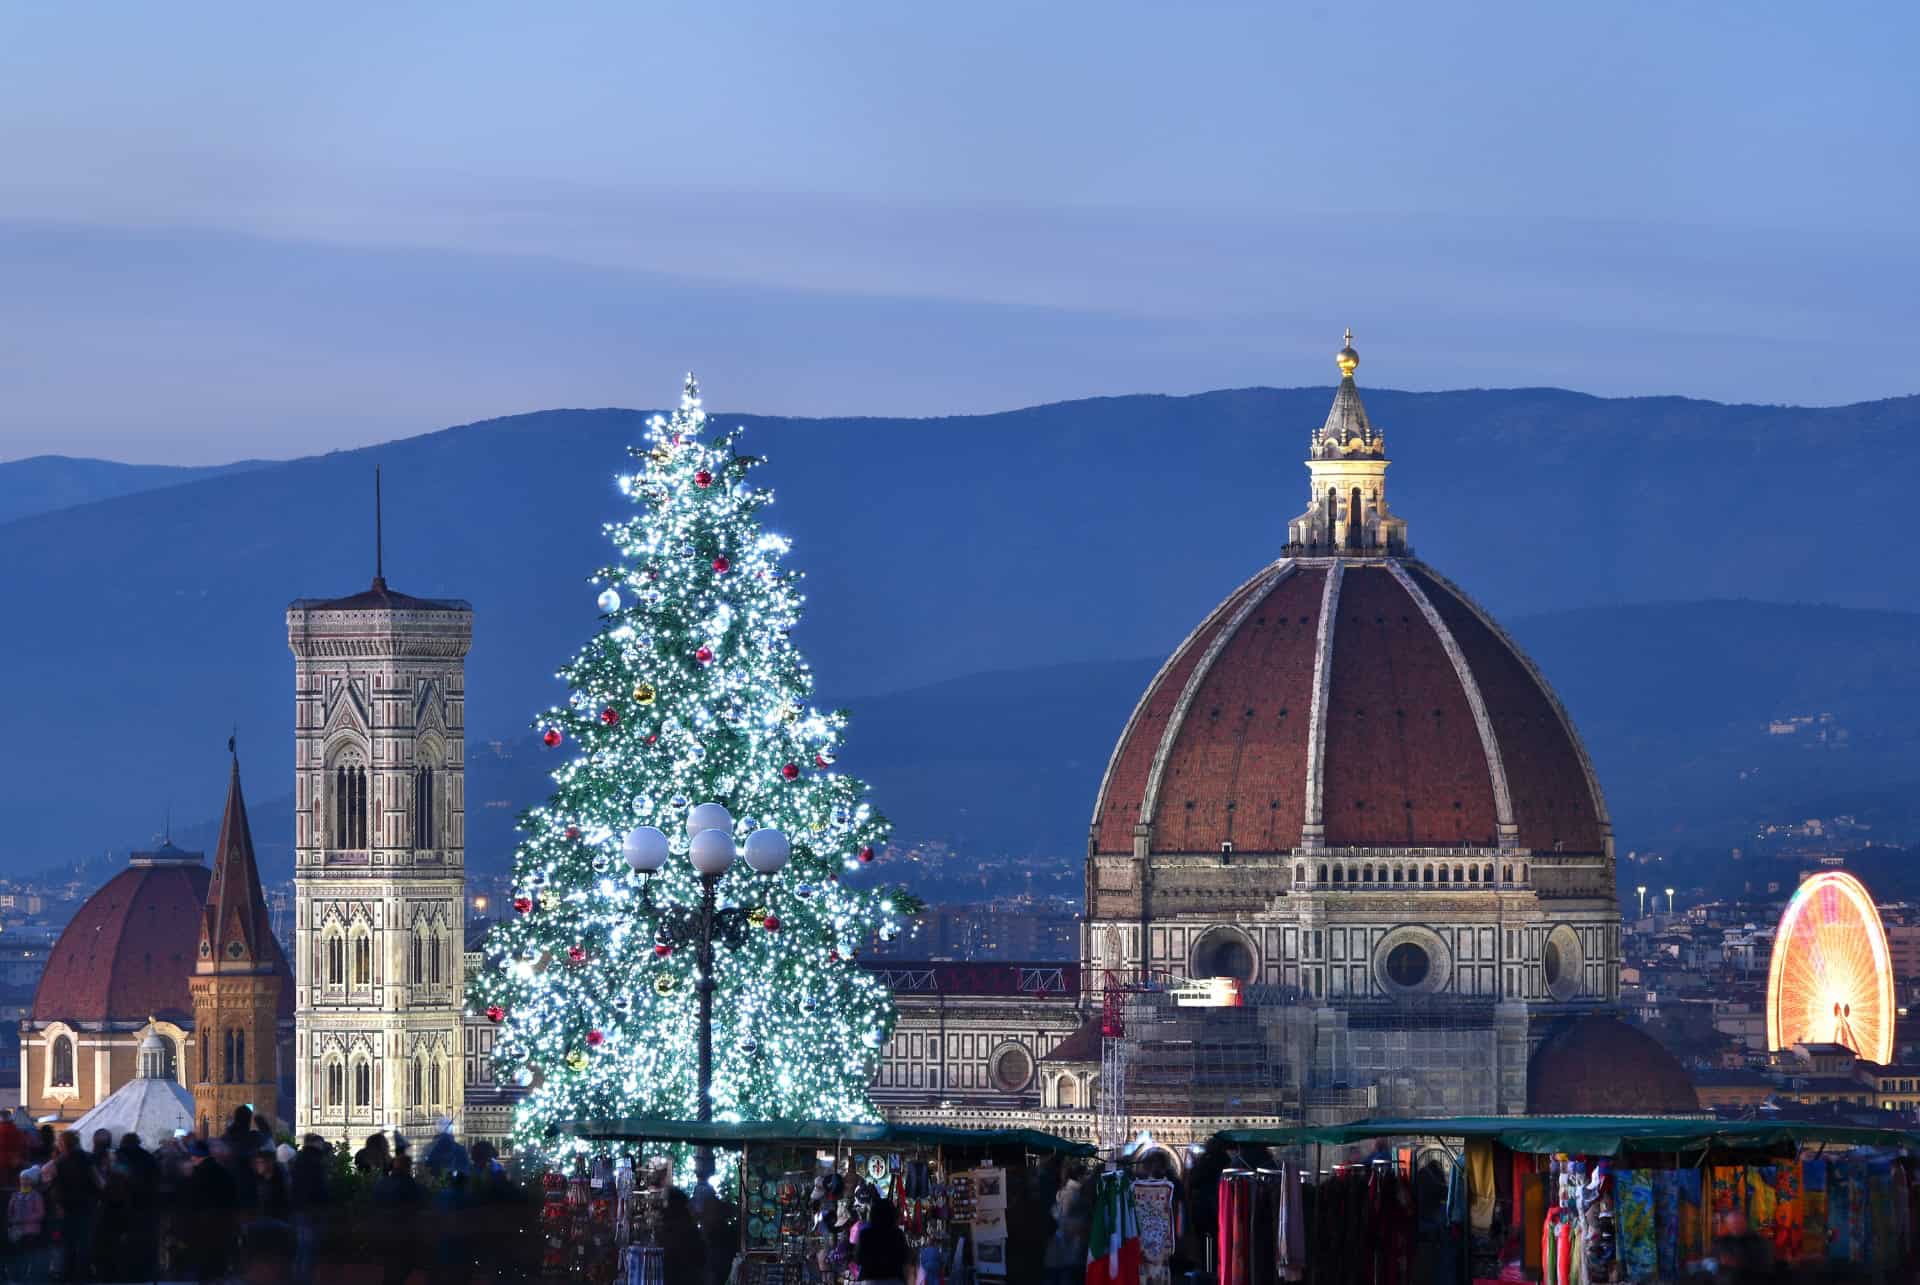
left=633, top=681, right=657, bottom=705
left=750, top=906, right=769, bottom=923
left=566, top=1050, right=589, bottom=1072
left=654, top=974, right=678, bottom=996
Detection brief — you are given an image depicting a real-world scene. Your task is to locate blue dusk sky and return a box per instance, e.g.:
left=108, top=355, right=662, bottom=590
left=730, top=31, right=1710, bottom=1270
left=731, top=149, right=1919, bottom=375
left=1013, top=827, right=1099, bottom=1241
left=1, top=1, right=1915, bottom=463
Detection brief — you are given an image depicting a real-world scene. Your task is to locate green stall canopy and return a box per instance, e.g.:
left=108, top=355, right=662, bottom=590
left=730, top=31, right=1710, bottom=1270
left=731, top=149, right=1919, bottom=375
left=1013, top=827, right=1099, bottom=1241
left=1212, top=1116, right=1920, bottom=1157
left=553, top=1117, right=1097, bottom=1157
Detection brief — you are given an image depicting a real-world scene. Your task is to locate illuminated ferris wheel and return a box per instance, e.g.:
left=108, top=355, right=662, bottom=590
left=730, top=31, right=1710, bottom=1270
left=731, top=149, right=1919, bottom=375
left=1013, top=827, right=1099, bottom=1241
left=1767, top=871, right=1895, bottom=1065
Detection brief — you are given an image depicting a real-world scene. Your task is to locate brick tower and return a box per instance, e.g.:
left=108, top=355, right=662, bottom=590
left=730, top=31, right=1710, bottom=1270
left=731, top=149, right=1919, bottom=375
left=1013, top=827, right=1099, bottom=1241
left=189, top=749, right=284, bottom=1135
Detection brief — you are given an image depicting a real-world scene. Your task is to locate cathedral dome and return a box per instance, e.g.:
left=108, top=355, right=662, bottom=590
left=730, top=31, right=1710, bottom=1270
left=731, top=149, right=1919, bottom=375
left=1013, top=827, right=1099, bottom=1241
left=1527, top=1013, right=1698, bottom=1115
left=32, top=849, right=293, bottom=1027
left=1090, top=340, right=1609, bottom=860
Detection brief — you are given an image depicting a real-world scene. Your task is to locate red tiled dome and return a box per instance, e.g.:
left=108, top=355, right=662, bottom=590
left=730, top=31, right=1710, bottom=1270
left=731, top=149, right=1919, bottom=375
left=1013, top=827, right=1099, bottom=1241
left=31, top=857, right=293, bottom=1026
left=1091, top=559, right=1609, bottom=857
left=1527, top=1014, right=1697, bottom=1114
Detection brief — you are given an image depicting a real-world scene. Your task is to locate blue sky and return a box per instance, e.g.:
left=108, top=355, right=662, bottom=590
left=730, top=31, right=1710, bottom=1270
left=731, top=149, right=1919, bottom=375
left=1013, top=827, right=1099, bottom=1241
left=2, top=1, right=1915, bottom=463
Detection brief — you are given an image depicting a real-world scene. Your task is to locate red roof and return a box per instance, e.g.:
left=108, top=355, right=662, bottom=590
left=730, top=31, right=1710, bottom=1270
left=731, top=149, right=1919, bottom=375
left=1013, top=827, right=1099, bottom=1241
left=1091, top=559, right=1607, bottom=856
left=32, top=857, right=293, bottom=1027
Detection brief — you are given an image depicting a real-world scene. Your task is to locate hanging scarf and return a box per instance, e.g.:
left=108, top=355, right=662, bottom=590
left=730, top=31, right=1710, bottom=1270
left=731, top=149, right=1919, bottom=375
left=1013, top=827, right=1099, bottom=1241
left=1087, top=1171, right=1140, bottom=1285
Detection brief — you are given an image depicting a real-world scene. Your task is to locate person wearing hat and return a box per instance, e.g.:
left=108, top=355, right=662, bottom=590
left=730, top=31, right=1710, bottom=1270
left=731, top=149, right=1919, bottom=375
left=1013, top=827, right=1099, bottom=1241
left=5, top=1166, right=47, bottom=1283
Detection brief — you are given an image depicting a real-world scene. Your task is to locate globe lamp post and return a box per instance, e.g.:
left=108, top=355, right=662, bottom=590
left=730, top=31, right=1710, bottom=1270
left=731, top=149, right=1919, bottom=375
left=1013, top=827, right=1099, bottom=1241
left=1666, top=887, right=1677, bottom=917
left=621, top=804, right=790, bottom=1184
left=1635, top=886, right=1647, bottom=920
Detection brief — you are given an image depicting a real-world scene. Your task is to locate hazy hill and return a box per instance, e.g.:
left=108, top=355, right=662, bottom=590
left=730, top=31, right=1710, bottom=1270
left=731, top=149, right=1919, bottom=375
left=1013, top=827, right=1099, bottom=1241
left=0, top=454, right=271, bottom=525
left=2, top=385, right=1917, bottom=869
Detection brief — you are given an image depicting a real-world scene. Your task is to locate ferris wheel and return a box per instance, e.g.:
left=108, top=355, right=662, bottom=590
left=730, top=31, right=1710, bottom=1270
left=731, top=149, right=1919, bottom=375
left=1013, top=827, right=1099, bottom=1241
left=1767, top=871, right=1896, bottom=1065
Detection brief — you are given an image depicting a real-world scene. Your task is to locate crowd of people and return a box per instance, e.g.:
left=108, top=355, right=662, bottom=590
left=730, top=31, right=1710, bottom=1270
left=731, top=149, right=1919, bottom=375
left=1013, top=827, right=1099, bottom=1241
left=0, top=1104, right=533, bottom=1283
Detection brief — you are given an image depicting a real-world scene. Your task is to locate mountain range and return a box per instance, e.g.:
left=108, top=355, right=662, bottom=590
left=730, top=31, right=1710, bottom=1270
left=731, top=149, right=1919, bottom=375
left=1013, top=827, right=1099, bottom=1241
left=4, top=384, right=1917, bottom=885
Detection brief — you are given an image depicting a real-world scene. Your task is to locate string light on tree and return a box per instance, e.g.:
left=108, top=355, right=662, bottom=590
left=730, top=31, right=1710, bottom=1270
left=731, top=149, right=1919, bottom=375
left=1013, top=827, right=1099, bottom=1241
left=470, top=374, right=918, bottom=1163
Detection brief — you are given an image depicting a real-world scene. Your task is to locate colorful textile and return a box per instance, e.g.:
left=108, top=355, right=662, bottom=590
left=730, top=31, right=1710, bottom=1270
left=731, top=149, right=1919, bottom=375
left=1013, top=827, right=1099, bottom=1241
left=1617, top=1170, right=1655, bottom=1283
left=1709, top=1166, right=1740, bottom=1219
left=1747, top=1166, right=1777, bottom=1242
left=1521, top=1173, right=1545, bottom=1272
left=1653, top=1171, right=1679, bottom=1280
left=1828, top=1161, right=1851, bottom=1263
left=1773, top=1161, right=1803, bottom=1263
left=1674, top=1169, right=1704, bottom=1270
left=1868, top=1156, right=1893, bottom=1268
left=1133, top=1179, right=1174, bottom=1268
left=1466, top=1139, right=1497, bottom=1233
left=1087, top=1171, right=1140, bottom=1285
left=1802, top=1158, right=1828, bottom=1262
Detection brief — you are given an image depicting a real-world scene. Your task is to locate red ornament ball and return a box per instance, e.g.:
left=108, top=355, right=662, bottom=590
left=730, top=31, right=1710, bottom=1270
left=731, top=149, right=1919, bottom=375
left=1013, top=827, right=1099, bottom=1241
left=859, top=846, right=875, bottom=864
left=599, top=706, right=619, bottom=726
left=567, top=945, right=587, bottom=964
left=513, top=896, right=533, bottom=914
left=815, top=753, right=830, bottom=769
left=781, top=763, right=800, bottom=781
left=542, top=728, right=562, bottom=748
left=654, top=943, right=672, bottom=958
left=694, top=470, right=713, bottom=488
left=712, top=556, right=730, bottom=574
left=763, top=914, right=781, bottom=932
left=828, top=949, right=841, bottom=963
left=485, top=1005, right=505, bottom=1023
left=565, top=826, right=581, bottom=840
left=695, top=646, right=714, bottom=664
left=586, top=1030, right=605, bottom=1047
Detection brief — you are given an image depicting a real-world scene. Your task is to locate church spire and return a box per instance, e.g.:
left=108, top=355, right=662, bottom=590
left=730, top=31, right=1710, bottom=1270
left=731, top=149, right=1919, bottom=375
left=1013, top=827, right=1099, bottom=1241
left=1286, top=330, right=1409, bottom=556
left=199, top=749, right=273, bottom=974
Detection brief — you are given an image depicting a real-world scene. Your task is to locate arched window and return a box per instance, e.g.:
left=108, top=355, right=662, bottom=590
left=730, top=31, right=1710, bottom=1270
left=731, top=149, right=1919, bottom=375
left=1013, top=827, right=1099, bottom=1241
left=326, top=931, right=346, bottom=987
left=430, top=929, right=444, bottom=986
left=1469, top=865, right=1480, bottom=884
left=326, top=1060, right=345, bottom=1107
left=429, top=1056, right=443, bottom=1107
left=353, top=1059, right=372, bottom=1108
left=1347, top=485, right=1364, bottom=547
left=408, top=1058, right=423, bottom=1107
left=332, top=759, right=368, bottom=850
left=50, top=1034, right=75, bottom=1088
left=352, top=930, right=372, bottom=987
left=410, top=930, right=423, bottom=985
left=414, top=764, right=436, bottom=850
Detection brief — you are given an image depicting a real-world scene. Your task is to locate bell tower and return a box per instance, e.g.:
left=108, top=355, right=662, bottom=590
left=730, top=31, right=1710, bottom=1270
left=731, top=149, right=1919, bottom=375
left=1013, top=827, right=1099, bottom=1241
left=189, top=750, right=283, bottom=1135
left=288, top=485, right=472, bottom=1148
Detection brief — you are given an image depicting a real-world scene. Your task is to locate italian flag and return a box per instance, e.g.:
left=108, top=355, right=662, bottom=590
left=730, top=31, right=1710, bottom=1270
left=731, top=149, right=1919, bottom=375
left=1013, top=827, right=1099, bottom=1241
left=1086, top=1174, right=1141, bottom=1285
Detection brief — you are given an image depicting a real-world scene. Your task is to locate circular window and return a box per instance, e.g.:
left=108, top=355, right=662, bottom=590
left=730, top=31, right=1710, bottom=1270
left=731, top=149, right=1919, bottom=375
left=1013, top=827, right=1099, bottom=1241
left=1385, top=942, right=1430, bottom=988
left=1543, top=925, right=1584, bottom=1001
left=990, top=1044, right=1033, bottom=1093
left=1192, top=927, right=1257, bottom=982
left=1374, top=926, right=1451, bottom=997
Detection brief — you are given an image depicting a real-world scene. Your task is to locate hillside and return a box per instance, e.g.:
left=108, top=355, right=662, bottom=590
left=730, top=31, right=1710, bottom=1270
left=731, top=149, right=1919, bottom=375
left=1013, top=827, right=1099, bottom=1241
left=2, top=385, right=1917, bottom=866
left=0, top=454, right=271, bottom=525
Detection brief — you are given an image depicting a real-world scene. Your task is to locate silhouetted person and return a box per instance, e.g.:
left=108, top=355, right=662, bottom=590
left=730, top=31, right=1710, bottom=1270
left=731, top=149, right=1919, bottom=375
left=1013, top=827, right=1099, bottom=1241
left=356, top=1131, right=393, bottom=1176
left=113, top=1132, right=162, bottom=1283
left=6, top=1169, right=47, bottom=1283
left=0, top=1114, right=26, bottom=1197
left=185, top=1138, right=239, bottom=1284
left=660, top=1187, right=706, bottom=1285
left=373, top=1151, right=428, bottom=1285
left=289, top=1134, right=331, bottom=1285
left=855, top=1197, right=910, bottom=1285
left=48, top=1131, right=100, bottom=1283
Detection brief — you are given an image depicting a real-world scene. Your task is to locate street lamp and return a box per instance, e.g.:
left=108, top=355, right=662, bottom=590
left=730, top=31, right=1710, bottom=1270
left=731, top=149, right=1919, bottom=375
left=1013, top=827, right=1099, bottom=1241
left=622, top=803, right=790, bottom=1186
left=1635, top=886, right=1647, bottom=919
left=1665, top=887, right=1676, bottom=916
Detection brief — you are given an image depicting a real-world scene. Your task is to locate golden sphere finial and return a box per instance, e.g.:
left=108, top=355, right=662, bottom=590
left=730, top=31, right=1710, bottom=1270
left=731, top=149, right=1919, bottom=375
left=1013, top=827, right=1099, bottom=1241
left=1336, top=327, right=1359, bottom=378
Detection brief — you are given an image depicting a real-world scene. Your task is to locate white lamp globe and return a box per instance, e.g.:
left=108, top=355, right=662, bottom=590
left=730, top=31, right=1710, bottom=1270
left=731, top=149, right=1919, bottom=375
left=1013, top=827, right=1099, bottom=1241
left=622, top=825, right=670, bottom=874
left=743, top=828, right=791, bottom=874
left=686, top=802, right=733, bottom=837
left=688, top=827, right=737, bottom=876
left=596, top=587, right=621, bottom=613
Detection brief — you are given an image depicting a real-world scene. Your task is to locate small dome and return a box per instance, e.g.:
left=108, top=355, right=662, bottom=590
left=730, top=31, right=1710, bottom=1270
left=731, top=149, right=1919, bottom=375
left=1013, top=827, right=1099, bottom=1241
left=1527, top=1014, right=1697, bottom=1115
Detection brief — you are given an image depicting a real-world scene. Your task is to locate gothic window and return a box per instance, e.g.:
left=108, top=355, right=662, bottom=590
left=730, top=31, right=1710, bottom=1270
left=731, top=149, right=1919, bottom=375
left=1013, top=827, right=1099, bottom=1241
left=430, top=928, right=444, bottom=986
left=353, top=1059, right=372, bottom=1108
left=414, top=765, right=437, bottom=849
left=351, top=928, right=372, bottom=987
left=408, top=1058, right=423, bottom=1106
left=331, top=759, right=368, bottom=850
left=325, top=1059, right=345, bottom=1107
left=430, top=1056, right=443, bottom=1107
left=50, top=1034, right=74, bottom=1088
left=410, top=929, right=423, bottom=985
left=326, top=931, right=346, bottom=987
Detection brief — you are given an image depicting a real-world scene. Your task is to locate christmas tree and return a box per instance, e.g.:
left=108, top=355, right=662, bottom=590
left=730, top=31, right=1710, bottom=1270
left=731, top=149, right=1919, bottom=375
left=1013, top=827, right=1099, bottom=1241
left=472, top=376, right=917, bottom=1159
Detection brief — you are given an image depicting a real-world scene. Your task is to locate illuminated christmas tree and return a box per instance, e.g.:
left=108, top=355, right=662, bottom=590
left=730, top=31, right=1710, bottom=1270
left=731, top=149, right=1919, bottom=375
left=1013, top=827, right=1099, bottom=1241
left=472, top=376, right=916, bottom=1159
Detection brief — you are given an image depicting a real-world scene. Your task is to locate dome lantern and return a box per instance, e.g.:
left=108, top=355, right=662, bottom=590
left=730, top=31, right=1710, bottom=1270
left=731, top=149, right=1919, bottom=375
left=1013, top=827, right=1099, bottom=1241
left=1287, top=329, right=1409, bottom=556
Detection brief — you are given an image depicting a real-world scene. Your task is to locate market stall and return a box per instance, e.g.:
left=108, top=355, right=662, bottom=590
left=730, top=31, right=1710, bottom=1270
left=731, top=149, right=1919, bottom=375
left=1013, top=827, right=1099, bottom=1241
left=1208, top=1116, right=1920, bottom=1284
left=553, top=1117, right=1096, bottom=1284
